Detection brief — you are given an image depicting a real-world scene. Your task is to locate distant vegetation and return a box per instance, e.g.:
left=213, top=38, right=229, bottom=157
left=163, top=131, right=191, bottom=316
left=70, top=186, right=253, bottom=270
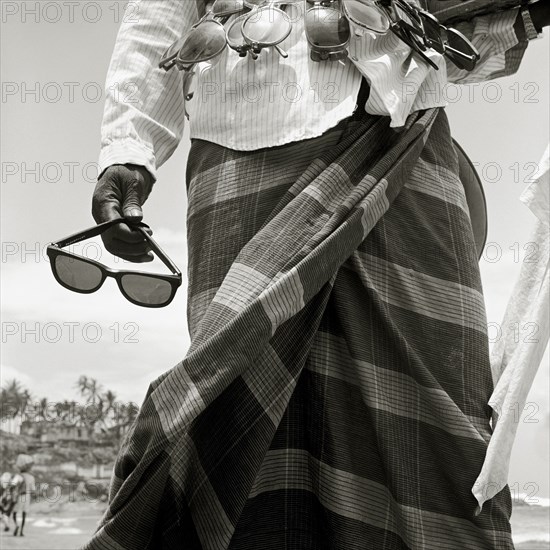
left=0, top=376, right=139, bottom=479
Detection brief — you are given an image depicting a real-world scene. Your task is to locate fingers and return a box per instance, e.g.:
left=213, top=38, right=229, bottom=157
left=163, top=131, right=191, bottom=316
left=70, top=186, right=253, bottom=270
left=100, top=232, right=155, bottom=263
left=107, top=223, right=152, bottom=245
left=92, top=164, right=155, bottom=262
left=121, top=179, right=144, bottom=222
left=102, top=246, right=154, bottom=263
left=105, top=235, right=151, bottom=256
left=92, top=174, right=123, bottom=224
left=101, top=226, right=155, bottom=263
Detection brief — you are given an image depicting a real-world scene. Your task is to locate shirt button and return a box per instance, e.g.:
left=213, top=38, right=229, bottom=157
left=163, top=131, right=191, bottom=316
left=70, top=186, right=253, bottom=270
left=351, top=56, right=358, bottom=61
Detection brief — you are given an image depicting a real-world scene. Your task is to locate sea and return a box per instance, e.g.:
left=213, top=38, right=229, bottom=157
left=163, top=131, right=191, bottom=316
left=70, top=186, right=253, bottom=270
left=511, top=496, right=550, bottom=550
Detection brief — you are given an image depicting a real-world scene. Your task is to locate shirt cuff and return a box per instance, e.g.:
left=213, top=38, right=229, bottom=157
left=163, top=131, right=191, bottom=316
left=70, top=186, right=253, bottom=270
left=98, top=139, right=158, bottom=182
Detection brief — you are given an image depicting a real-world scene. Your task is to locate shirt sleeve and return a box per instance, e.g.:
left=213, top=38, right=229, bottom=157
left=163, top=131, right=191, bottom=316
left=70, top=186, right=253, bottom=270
left=444, top=7, right=543, bottom=84
left=98, top=0, right=204, bottom=181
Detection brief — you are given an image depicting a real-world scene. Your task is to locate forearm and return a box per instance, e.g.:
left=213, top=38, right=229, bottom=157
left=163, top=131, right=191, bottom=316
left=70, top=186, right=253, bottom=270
left=99, top=0, right=203, bottom=181
left=444, top=5, right=544, bottom=84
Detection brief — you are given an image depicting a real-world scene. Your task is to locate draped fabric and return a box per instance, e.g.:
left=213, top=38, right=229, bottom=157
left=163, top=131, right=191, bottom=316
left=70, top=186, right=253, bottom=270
left=82, top=104, right=515, bottom=550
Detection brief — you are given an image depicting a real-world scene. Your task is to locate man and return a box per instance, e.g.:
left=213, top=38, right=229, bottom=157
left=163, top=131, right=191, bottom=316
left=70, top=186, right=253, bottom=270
left=11, top=454, right=36, bottom=537
left=0, top=472, right=15, bottom=532
left=85, top=1, right=549, bottom=548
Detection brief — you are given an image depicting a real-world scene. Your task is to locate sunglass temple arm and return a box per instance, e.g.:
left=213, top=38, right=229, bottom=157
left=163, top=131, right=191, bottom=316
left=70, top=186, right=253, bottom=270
left=134, top=226, right=182, bottom=276
left=51, top=219, right=123, bottom=248
left=51, top=219, right=181, bottom=276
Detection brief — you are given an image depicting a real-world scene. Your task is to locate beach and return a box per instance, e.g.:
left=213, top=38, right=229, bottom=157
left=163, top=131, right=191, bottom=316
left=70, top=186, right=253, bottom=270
left=0, top=501, right=548, bottom=549
left=511, top=504, right=550, bottom=550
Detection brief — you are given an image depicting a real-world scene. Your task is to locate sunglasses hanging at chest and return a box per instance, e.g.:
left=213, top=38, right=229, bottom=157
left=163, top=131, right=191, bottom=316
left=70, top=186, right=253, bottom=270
left=159, top=0, right=298, bottom=72
left=159, top=0, right=481, bottom=94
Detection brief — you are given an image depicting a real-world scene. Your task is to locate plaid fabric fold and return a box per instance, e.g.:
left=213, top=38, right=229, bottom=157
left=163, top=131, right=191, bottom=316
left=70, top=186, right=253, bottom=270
left=81, top=106, right=515, bottom=550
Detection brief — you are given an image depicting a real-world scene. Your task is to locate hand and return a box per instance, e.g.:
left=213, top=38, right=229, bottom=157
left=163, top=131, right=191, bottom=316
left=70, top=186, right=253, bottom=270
left=92, top=164, right=155, bottom=262
left=529, top=0, right=550, bottom=31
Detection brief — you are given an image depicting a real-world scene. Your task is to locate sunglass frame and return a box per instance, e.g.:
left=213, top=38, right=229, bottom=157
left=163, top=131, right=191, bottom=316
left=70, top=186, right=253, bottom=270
left=46, top=219, right=182, bottom=308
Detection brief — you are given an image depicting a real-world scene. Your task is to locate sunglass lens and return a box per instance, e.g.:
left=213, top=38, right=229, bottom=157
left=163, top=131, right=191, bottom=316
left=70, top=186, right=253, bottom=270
left=242, top=7, right=291, bottom=45
left=343, top=0, right=390, bottom=33
left=306, top=7, right=350, bottom=47
left=393, top=2, right=420, bottom=31
left=164, top=38, right=184, bottom=60
left=421, top=14, right=444, bottom=52
left=178, top=21, right=227, bottom=64
left=54, top=255, right=103, bottom=292
left=227, top=14, right=249, bottom=50
left=121, top=274, right=173, bottom=306
left=446, top=27, right=479, bottom=71
left=212, top=0, right=244, bottom=17
left=160, top=37, right=186, bottom=69
left=244, top=0, right=267, bottom=7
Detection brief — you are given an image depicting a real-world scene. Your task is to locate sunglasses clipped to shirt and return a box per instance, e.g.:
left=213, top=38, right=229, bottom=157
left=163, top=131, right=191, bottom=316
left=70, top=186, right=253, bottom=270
left=159, top=0, right=297, bottom=72
left=47, top=219, right=182, bottom=308
left=159, top=0, right=299, bottom=115
left=160, top=0, right=480, bottom=77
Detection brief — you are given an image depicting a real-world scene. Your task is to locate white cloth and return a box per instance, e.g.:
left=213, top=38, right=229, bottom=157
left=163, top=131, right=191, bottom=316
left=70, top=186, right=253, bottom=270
left=472, top=144, right=550, bottom=515
left=98, top=0, right=529, bottom=180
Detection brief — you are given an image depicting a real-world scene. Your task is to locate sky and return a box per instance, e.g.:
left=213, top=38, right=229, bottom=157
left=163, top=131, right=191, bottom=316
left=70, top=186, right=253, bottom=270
left=1, top=1, right=549, bottom=499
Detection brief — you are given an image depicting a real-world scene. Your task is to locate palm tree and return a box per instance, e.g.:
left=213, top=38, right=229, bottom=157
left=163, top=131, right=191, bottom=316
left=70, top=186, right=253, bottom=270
left=76, top=376, right=103, bottom=405
left=109, top=401, right=140, bottom=440
left=0, top=379, right=23, bottom=418
left=75, top=376, right=107, bottom=446
left=0, top=379, right=32, bottom=433
left=0, top=387, right=11, bottom=420
left=102, top=390, right=118, bottom=428
left=37, top=397, right=49, bottom=421
left=21, top=389, right=31, bottom=421
left=122, top=402, right=140, bottom=435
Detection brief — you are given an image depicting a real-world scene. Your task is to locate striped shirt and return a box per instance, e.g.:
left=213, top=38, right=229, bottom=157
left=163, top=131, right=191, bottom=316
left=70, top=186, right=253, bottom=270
left=99, top=0, right=540, bottom=180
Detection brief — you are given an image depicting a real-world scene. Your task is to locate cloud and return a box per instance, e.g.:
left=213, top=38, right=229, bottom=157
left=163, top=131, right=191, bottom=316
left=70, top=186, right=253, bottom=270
left=1, top=226, right=191, bottom=403
left=0, top=364, right=33, bottom=388
left=1, top=227, right=188, bottom=320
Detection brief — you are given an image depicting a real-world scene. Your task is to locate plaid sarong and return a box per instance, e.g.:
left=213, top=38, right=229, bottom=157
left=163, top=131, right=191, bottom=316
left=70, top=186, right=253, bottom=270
left=82, top=105, right=515, bottom=550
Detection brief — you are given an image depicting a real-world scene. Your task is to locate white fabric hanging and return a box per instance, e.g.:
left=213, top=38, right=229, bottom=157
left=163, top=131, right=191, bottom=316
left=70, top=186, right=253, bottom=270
left=472, top=144, right=550, bottom=515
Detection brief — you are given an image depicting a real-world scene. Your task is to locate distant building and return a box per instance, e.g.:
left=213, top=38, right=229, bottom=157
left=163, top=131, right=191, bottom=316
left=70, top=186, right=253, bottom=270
left=20, top=420, right=89, bottom=445
left=1, top=415, right=22, bottom=434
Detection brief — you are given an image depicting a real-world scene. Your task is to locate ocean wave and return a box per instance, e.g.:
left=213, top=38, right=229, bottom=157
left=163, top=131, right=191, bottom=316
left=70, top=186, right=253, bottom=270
left=515, top=494, right=550, bottom=507
left=513, top=532, right=550, bottom=544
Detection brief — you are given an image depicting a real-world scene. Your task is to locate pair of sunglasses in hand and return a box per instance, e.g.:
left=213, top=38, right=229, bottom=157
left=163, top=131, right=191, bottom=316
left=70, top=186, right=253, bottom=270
left=47, top=219, right=182, bottom=308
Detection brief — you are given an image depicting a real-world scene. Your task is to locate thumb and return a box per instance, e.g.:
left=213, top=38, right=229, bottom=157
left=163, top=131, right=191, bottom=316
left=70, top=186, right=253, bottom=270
left=121, top=184, right=144, bottom=222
